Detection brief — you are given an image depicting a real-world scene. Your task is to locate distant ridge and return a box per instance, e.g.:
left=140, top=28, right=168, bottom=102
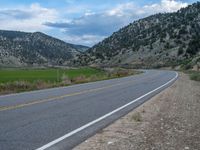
left=0, top=30, right=89, bottom=67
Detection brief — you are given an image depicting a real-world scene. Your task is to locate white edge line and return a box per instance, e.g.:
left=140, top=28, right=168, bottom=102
left=36, top=72, right=178, bottom=150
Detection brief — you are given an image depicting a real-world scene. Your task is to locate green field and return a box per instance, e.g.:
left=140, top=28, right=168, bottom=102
left=0, top=67, right=139, bottom=94
left=0, top=67, right=105, bottom=83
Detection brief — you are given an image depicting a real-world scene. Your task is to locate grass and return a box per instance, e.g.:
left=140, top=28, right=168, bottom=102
left=0, top=67, right=140, bottom=95
left=0, top=67, right=104, bottom=83
left=189, top=71, right=200, bottom=81
left=183, top=70, right=200, bottom=81
left=190, top=73, right=200, bottom=81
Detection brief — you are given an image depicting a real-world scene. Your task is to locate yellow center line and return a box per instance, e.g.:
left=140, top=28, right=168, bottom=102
left=0, top=82, right=128, bottom=112
left=0, top=72, right=160, bottom=112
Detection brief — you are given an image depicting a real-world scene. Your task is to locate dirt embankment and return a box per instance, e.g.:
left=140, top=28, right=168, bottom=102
left=74, top=73, right=200, bottom=150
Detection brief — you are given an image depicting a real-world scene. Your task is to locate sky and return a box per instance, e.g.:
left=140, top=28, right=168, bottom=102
left=0, top=0, right=197, bottom=46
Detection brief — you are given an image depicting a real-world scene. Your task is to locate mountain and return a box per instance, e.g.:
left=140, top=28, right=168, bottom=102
left=72, top=45, right=90, bottom=53
left=76, top=2, right=200, bottom=69
left=0, top=30, right=87, bottom=67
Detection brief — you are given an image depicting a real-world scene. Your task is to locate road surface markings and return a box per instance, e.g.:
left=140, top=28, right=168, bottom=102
left=1, top=71, right=162, bottom=112
left=36, top=72, right=178, bottom=150
left=0, top=72, right=165, bottom=112
left=0, top=79, right=133, bottom=112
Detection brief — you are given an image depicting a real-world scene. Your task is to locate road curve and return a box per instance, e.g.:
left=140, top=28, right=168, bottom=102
left=0, top=70, right=178, bottom=150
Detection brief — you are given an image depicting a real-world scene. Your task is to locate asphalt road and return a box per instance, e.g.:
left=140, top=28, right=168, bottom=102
left=0, top=70, right=178, bottom=150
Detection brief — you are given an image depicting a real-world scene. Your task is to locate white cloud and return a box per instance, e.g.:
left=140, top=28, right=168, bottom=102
left=0, top=0, right=189, bottom=46
left=45, top=0, right=189, bottom=46
left=0, top=3, right=58, bottom=32
left=62, top=34, right=106, bottom=46
left=107, top=0, right=188, bottom=17
left=106, top=2, right=138, bottom=17
left=143, top=0, right=188, bottom=13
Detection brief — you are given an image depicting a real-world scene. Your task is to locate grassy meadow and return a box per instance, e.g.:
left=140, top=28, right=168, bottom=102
left=0, top=67, right=139, bottom=95
left=0, top=67, right=104, bottom=83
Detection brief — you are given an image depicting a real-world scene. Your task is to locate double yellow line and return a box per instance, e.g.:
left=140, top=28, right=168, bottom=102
left=0, top=82, right=128, bottom=112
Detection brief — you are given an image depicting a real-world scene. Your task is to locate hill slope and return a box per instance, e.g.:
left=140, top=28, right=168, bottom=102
left=0, top=30, right=88, bottom=67
left=76, top=2, right=200, bottom=69
left=72, top=45, right=90, bottom=53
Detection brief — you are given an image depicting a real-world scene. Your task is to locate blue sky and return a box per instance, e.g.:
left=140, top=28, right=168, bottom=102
left=0, top=0, right=197, bottom=46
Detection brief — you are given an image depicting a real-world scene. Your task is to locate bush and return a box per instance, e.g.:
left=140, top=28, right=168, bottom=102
left=178, top=47, right=184, bottom=55
left=186, top=37, right=200, bottom=56
left=34, top=80, right=52, bottom=89
left=131, top=112, right=142, bottom=122
left=164, top=42, right=170, bottom=49
left=0, top=81, right=32, bottom=93
left=190, top=72, right=200, bottom=81
left=182, top=64, right=192, bottom=70
left=72, top=75, right=87, bottom=84
left=109, top=68, right=130, bottom=77
left=61, top=74, right=72, bottom=85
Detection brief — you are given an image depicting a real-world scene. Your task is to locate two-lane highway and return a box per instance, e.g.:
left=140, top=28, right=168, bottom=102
left=0, top=70, right=178, bottom=150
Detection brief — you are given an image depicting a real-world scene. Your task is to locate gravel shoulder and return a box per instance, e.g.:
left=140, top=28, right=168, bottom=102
left=74, top=72, right=200, bottom=150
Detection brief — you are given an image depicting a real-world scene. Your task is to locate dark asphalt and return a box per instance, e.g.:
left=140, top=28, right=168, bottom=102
left=0, top=70, right=178, bottom=150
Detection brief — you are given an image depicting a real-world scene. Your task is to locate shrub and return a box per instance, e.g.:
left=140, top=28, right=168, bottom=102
left=61, top=74, right=72, bottom=85
left=34, top=80, right=51, bottom=89
left=182, top=64, right=192, bottom=70
left=131, top=112, right=142, bottom=122
left=190, top=72, right=200, bottom=81
left=72, top=75, right=87, bottom=84
left=0, top=81, right=32, bottom=93
left=178, top=47, right=184, bottom=55
left=186, top=37, right=200, bottom=56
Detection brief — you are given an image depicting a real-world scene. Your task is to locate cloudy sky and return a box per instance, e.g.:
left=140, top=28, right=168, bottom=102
left=0, top=0, right=197, bottom=46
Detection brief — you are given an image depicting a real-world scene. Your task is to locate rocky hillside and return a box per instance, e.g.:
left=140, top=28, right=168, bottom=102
left=0, top=30, right=88, bottom=67
left=72, top=45, right=89, bottom=53
left=76, top=2, right=200, bottom=69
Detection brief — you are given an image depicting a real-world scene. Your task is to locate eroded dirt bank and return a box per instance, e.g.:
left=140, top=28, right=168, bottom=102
left=74, top=73, right=200, bottom=150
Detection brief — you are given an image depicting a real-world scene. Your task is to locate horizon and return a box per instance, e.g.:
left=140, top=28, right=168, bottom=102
left=0, top=0, right=197, bottom=46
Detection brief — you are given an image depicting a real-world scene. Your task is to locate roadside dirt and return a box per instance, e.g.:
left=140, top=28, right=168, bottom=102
left=74, top=73, right=200, bottom=150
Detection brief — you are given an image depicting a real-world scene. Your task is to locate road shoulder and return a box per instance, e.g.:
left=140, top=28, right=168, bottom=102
left=74, top=73, right=200, bottom=150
